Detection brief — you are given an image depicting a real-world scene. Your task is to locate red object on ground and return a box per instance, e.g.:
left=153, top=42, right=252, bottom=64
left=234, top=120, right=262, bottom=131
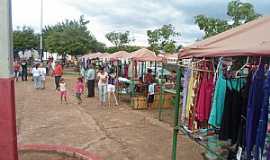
left=19, top=144, right=102, bottom=160
left=0, top=78, right=18, bottom=160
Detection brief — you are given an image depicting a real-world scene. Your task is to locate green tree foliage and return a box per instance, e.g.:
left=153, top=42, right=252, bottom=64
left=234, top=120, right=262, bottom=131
left=43, top=15, right=102, bottom=56
left=13, top=26, right=39, bottom=53
left=195, top=1, right=261, bottom=38
left=105, top=45, right=141, bottom=53
left=147, top=24, right=180, bottom=54
left=105, top=31, right=134, bottom=48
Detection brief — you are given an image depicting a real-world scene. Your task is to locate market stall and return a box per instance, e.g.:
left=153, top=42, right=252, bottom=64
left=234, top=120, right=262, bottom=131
left=172, top=16, right=270, bottom=160
left=126, top=48, right=175, bottom=110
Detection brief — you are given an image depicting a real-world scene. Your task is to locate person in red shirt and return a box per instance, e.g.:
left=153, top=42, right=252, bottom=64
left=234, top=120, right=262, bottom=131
left=53, top=61, right=63, bottom=90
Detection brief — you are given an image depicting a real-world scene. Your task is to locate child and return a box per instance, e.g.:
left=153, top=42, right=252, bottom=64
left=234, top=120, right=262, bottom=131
left=147, top=81, right=155, bottom=110
left=59, top=78, right=68, bottom=104
left=74, top=77, right=84, bottom=104
left=107, top=72, right=119, bottom=107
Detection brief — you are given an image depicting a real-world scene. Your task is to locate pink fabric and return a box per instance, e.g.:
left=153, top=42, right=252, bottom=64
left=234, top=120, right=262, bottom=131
left=196, top=69, right=214, bottom=122
left=60, top=91, right=67, bottom=97
left=74, top=82, right=84, bottom=93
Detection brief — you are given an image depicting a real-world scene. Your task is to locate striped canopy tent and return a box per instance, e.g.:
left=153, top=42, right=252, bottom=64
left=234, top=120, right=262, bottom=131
left=129, top=48, right=163, bottom=62
left=81, top=52, right=110, bottom=60
left=180, top=16, right=270, bottom=58
left=99, top=53, right=110, bottom=61
left=158, top=53, right=179, bottom=62
left=81, top=52, right=103, bottom=59
left=107, top=51, right=130, bottom=61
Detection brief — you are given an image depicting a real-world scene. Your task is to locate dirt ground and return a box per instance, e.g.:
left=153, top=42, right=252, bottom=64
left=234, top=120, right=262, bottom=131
left=16, top=75, right=204, bottom=160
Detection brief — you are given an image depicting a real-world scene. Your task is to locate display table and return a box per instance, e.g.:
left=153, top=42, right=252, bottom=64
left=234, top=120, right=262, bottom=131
left=132, top=91, right=175, bottom=110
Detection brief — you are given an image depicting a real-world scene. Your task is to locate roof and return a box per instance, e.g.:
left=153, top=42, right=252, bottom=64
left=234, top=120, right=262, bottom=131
left=130, top=48, right=163, bottom=62
left=107, top=51, right=130, bottom=60
left=180, top=16, right=270, bottom=58
left=81, top=52, right=108, bottom=60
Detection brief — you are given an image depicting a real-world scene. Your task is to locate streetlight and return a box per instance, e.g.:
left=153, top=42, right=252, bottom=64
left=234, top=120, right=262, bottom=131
left=40, top=0, right=43, bottom=61
left=0, top=0, right=19, bottom=159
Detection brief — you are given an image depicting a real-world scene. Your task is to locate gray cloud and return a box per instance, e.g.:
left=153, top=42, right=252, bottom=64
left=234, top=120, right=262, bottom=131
left=64, top=0, right=270, bottom=45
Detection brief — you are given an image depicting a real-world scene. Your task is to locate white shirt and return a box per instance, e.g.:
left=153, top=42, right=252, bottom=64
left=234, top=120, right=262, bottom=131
left=97, top=72, right=108, bottom=86
left=39, top=68, right=46, bottom=80
left=148, top=83, right=155, bottom=95
left=59, top=82, right=66, bottom=92
left=32, top=68, right=41, bottom=77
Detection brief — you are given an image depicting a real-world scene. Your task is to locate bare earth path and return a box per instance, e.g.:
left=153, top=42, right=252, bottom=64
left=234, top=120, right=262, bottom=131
left=16, top=76, right=203, bottom=160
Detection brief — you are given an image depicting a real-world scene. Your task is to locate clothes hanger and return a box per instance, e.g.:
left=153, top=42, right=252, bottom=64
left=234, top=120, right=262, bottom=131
left=235, top=57, right=249, bottom=76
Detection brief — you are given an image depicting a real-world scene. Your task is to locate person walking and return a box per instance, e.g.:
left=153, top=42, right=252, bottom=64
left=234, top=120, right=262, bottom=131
left=59, top=78, right=68, bottom=104
left=74, top=77, right=84, bottom=104
left=97, top=67, right=108, bottom=106
left=107, top=72, right=119, bottom=107
left=32, top=63, right=41, bottom=89
left=147, top=80, right=155, bottom=110
left=13, top=61, right=20, bottom=81
left=53, top=61, right=63, bottom=90
left=85, top=64, right=96, bottom=97
left=21, top=60, right=28, bottom=81
left=39, top=63, right=46, bottom=89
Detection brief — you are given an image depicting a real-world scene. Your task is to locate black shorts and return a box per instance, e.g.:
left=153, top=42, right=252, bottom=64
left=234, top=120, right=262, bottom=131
left=147, top=95, right=154, bottom=103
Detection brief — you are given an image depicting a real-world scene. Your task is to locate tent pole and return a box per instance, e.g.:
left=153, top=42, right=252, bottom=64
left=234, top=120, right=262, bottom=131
left=116, top=60, right=119, bottom=102
left=171, top=67, right=181, bottom=160
left=130, top=60, right=135, bottom=108
left=141, top=62, right=144, bottom=79
left=154, top=61, right=157, bottom=77
left=158, top=62, right=164, bottom=121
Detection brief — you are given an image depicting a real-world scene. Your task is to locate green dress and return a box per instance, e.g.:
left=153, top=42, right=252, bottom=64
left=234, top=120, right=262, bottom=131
left=208, top=65, right=245, bottom=128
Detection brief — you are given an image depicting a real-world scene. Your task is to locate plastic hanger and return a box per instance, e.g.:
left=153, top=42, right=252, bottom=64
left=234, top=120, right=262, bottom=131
left=235, top=57, right=249, bottom=76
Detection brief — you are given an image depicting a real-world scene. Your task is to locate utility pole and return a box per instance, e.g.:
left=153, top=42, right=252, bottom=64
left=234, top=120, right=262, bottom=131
left=40, top=0, right=43, bottom=61
left=0, top=0, right=19, bottom=159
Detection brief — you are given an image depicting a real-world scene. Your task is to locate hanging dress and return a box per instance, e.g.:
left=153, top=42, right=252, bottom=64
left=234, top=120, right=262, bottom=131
left=254, top=70, right=270, bottom=160
left=181, top=68, right=191, bottom=122
left=219, top=79, right=244, bottom=145
left=209, top=64, right=246, bottom=128
left=246, top=64, right=265, bottom=159
left=196, top=68, right=214, bottom=123
left=208, top=64, right=227, bottom=128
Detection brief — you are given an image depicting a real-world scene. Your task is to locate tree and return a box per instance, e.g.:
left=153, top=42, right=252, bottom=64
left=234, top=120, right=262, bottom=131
left=105, top=45, right=141, bottom=53
left=43, top=15, right=102, bottom=56
left=105, top=31, right=134, bottom=48
left=147, top=24, right=180, bottom=54
left=13, top=26, right=39, bottom=53
left=195, top=1, right=261, bottom=38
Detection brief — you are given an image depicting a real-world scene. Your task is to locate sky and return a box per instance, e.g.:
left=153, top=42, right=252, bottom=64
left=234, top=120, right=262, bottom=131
left=12, top=0, right=270, bottom=47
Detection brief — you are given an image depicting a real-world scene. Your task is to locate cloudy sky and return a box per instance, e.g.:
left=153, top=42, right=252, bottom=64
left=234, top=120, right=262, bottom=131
left=12, top=0, right=270, bottom=46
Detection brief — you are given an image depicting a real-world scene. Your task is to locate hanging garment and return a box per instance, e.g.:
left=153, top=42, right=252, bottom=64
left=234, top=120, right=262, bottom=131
left=185, top=70, right=195, bottom=119
left=196, top=70, right=214, bottom=122
left=185, top=70, right=200, bottom=120
left=235, top=71, right=253, bottom=149
left=246, top=64, right=265, bottom=159
left=254, top=71, right=270, bottom=160
left=188, top=71, right=200, bottom=130
left=124, top=64, right=129, bottom=78
left=208, top=65, right=246, bottom=128
left=219, top=79, right=244, bottom=145
left=181, top=68, right=191, bottom=122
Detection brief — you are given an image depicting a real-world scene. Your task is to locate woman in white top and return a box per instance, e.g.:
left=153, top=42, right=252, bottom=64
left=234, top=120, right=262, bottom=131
left=97, top=67, right=108, bottom=106
left=32, top=64, right=41, bottom=89
left=39, top=63, right=46, bottom=89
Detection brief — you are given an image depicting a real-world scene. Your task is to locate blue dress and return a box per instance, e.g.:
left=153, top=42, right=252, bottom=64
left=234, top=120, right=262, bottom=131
left=246, top=64, right=265, bottom=159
